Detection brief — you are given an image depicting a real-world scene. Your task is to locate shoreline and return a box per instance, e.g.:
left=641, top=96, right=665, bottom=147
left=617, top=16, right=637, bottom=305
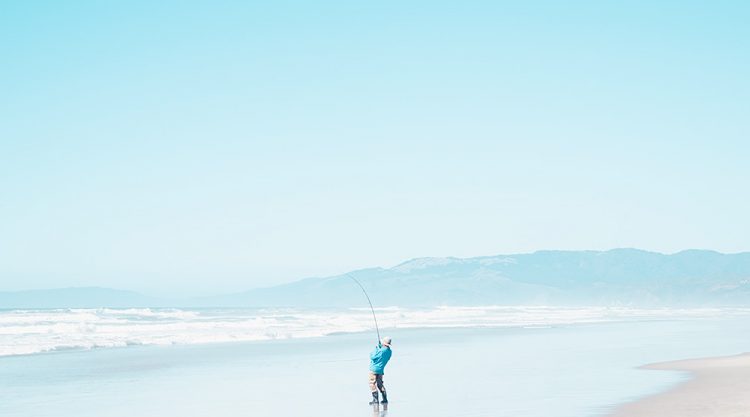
left=607, top=352, right=750, bottom=417
left=4, top=319, right=750, bottom=417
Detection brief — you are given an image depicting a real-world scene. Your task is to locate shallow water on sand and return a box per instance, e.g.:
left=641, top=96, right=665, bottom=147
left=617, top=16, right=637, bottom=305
left=2, top=318, right=749, bottom=417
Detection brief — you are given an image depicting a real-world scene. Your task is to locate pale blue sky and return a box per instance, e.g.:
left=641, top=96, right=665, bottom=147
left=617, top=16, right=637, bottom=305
left=1, top=1, right=748, bottom=296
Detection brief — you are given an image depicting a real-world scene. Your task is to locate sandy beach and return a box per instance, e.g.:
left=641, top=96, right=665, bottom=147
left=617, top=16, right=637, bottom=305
left=4, top=314, right=750, bottom=417
left=608, top=352, right=750, bottom=417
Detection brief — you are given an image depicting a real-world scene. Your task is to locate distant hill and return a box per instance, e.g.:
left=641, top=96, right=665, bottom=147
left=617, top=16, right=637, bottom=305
left=3, top=249, right=750, bottom=308
left=200, top=249, right=750, bottom=307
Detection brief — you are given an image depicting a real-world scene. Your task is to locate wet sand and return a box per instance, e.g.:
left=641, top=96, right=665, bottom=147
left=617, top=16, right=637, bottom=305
left=608, top=352, right=750, bottom=417
left=4, top=319, right=750, bottom=417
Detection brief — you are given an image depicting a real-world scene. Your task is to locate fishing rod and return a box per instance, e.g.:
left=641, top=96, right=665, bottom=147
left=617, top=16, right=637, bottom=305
left=346, top=274, right=381, bottom=343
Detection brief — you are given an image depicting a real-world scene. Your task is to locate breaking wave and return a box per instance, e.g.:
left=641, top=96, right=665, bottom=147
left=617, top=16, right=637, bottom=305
left=1, top=306, right=748, bottom=357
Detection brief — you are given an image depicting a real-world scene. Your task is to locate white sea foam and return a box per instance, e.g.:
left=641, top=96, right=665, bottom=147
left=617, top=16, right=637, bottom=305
left=0, top=306, right=748, bottom=357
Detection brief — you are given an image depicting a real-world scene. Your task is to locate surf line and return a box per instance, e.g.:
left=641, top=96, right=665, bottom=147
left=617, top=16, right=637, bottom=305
left=347, top=274, right=381, bottom=343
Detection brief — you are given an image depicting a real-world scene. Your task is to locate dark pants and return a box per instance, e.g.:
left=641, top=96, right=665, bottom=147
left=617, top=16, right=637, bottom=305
left=368, top=372, right=385, bottom=394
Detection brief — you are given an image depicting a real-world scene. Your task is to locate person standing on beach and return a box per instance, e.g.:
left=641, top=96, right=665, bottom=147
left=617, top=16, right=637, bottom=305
left=368, top=337, right=392, bottom=405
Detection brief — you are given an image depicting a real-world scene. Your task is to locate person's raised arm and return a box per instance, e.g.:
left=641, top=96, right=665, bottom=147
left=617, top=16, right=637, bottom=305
left=370, top=345, right=382, bottom=360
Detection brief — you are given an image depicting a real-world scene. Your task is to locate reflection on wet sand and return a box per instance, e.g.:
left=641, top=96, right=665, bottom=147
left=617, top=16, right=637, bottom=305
left=371, top=402, right=388, bottom=417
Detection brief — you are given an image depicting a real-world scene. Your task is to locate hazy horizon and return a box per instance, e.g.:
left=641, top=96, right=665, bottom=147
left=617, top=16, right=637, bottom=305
left=0, top=248, right=750, bottom=307
left=0, top=246, right=738, bottom=295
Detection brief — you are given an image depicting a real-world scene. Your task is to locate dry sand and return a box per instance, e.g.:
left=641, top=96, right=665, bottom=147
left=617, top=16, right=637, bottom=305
left=608, top=352, right=750, bottom=417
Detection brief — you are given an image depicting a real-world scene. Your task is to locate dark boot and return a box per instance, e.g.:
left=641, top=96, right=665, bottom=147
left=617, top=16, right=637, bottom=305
left=369, top=391, right=379, bottom=405
left=380, top=391, right=388, bottom=404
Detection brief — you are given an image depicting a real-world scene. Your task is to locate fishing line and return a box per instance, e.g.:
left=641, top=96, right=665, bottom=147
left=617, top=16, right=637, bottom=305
left=346, top=274, right=381, bottom=343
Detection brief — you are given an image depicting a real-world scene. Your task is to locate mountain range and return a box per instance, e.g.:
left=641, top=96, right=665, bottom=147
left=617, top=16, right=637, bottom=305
left=2, top=249, right=750, bottom=308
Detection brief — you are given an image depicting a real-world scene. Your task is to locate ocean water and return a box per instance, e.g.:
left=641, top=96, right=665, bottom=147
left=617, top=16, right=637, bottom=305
left=1, top=306, right=745, bottom=357
left=1, top=307, right=749, bottom=417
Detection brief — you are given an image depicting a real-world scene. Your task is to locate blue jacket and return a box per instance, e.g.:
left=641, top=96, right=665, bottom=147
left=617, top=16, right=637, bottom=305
left=369, top=343, right=392, bottom=374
